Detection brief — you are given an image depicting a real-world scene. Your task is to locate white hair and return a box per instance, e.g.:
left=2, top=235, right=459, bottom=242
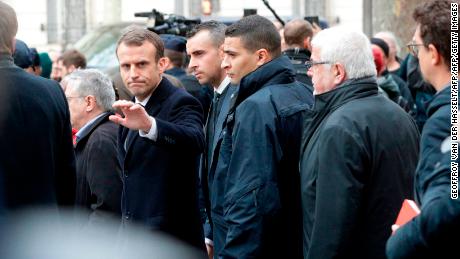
left=311, top=27, right=377, bottom=79
left=65, top=69, right=116, bottom=112
left=374, top=31, right=401, bottom=56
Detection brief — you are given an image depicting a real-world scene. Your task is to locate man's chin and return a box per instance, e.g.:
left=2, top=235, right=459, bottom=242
left=229, top=78, right=240, bottom=85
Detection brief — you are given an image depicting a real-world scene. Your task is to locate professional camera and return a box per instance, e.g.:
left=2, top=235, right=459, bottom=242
left=134, top=9, right=201, bottom=36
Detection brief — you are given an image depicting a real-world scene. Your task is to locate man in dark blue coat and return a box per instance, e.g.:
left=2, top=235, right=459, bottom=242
left=386, top=1, right=460, bottom=257
left=65, top=69, right=122, bottom=224
left=186, top=20, right=237, bottom=258
left=213, top=15, right=313, bottom=258
left=0, top=2, right=76, bottom=210
left=109, top=25, right=205, bottom=251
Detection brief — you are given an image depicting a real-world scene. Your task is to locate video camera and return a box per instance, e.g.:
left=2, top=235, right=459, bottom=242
left=134, top=9, right=201, bottom=36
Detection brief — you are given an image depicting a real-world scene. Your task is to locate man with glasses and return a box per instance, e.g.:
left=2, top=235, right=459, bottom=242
left=387, top=1, right=460, bottom=258
left=299, top=27, right=420, bottom=259
left=64, top=69, right=122, bottom=224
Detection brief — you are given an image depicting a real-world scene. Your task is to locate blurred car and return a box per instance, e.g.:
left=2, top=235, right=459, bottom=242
left=74, top=22, right=143, bottom=71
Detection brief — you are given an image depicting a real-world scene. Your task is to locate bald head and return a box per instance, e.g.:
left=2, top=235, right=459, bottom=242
left=283, top=19, right=313, bottom=50
left=374, top=31, right=400, bottom=59
left=0, top=1, right=18, bottom=55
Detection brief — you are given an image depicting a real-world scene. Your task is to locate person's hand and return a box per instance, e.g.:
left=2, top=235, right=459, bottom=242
left=109, top=100, right=152, bottom=132
left=206, top=244, right=214, bottom=259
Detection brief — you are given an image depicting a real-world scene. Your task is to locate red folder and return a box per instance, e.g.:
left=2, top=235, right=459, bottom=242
left=392, top=199, right=420, bottom=233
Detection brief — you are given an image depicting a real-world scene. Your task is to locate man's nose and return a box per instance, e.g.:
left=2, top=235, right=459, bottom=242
left=188, top=57, right=197, bottom=70
left=307, top=67, right=313, bottom=77
left=221, top=56, right=230, bottom=70
left=129, top=66, right=139, bottom=78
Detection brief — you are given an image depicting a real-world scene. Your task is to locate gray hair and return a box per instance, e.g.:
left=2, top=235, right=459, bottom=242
left=186, top=20, right=227, bottom=48
left=65, top=69, right=115, bottom=112
left=374, top=31, right=401, bottom=57
left=311, top=27, right=377, bottom=79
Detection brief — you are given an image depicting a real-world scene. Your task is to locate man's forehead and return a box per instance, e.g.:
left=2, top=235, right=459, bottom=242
left=311, top=46, right=321, bottom=58
left=191, top=30, right=212, bottom=41
left=224, top=36, right=242, bottom=45
left=413, top=25, right=421, bottom=40
left=186, top=32, right=213, bottom=51
left=118, top=41, right=155, bottom=55
left=223, top=37, right=242, bottom=51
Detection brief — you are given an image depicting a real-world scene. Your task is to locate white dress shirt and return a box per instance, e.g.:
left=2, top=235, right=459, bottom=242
left=136, top=94, right=158, bottom=141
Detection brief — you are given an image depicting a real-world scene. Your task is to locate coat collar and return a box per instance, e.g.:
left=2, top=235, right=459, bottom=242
left=75, top=112, right=112, bottom=145
left=165, top=67, right=186, bottom=77
left=143, top=77, right=175, bottom=115
left=426, top=84, right=451, bottom=117
left=123, top=77, right=175, bottom=153
left=313, top=76, right=379, bottom=112
left=300, top=76, right=379, bottom=158
left=0, top=54, right=15, bottom=68
left=282, top=48, right=311, bottom=61
left=235, top=55, right=296, bottom=107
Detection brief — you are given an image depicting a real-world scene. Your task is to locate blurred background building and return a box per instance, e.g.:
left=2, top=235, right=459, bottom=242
left=4, top=0, right=431, bottom=55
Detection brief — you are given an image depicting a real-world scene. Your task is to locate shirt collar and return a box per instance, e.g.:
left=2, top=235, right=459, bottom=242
left=135, top=78, right=163, bottom=106
left=75, top=112, right=108, bottom=140
left=215, top=76, right=231, bottom=95
left=135, top=93, right=152, bottom=107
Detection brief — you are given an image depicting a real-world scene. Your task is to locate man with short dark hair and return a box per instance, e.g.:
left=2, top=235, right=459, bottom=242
left=0, top=1, right=76, bottom=210
left=186, top=20, right=236, bottom=258
left=54, top=49, right=86, bottom=82
left=109, top=25, right=205, bottom=251
left=386, top=1, right=460, bottom=257
left=64, top=69, right=122, bottom=224
left=214, top=15, right=313, bottom=258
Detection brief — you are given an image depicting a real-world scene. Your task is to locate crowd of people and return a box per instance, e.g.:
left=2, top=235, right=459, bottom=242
left=0, top=0, right=458, bottom=258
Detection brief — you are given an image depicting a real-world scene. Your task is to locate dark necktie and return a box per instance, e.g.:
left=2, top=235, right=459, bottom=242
left=207, top=92, right=221, bottom=164
left=124, top=102, right=145, bottom=151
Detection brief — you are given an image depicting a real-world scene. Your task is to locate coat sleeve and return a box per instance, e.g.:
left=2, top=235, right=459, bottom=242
left=85, top=131, right=123, bottom=220
left=386, top=153, right=460, bottom=258
left=220, top=100, right=282, bottom=258
left=155, top=94, right=205, bottom=153
left=306, top=126, right=367, bottom=259
left=198, top=160, right=214, bottom=241
left=55, top=85, right=77, bottom=207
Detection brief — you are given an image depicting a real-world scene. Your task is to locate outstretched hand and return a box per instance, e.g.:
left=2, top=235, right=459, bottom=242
left=109, top=100, right=152, bottom=132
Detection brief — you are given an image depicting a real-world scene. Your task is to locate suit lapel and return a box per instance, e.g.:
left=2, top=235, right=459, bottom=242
left=209, top=84, right=235, bottom=168
left=75, top=112, right=111, bottom=146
